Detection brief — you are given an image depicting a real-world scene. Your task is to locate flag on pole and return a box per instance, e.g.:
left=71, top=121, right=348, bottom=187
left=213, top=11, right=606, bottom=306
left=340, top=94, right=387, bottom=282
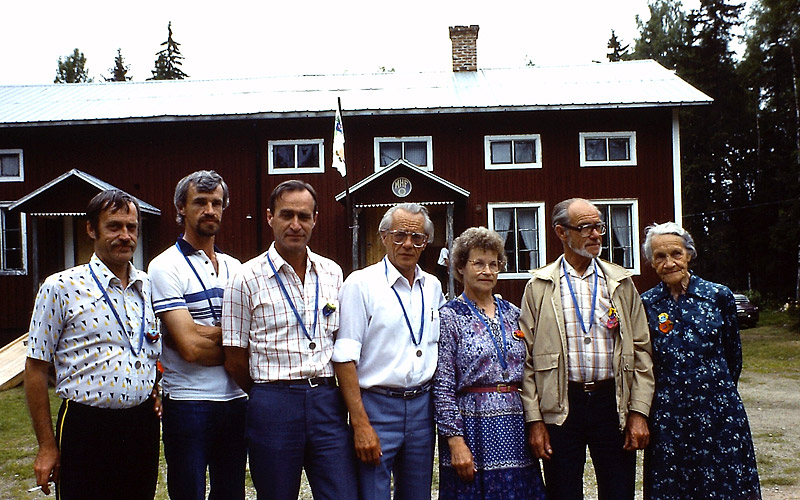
left=332, top=105, right=347, bottom=177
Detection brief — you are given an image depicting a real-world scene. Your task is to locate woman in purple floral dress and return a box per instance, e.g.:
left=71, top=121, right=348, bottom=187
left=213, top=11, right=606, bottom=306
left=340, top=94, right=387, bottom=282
left=434, top=227, right=546, bottom=500
left=641, top=222, right=761, bottom=500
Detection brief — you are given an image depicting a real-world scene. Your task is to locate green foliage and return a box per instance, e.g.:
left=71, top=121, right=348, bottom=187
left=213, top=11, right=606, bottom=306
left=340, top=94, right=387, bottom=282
left=741, top=309, right=800, bottom=375
left=105, top=48, right=131, bottom=82
left=629, top=0, right=691, bottom=68
left=742, top=289, right=762, bottom=306
left=607, top=30, right=630, bottom=61
left=149, top=22, right=189, bottom=81
left=54, top=48, right=93, bottom=83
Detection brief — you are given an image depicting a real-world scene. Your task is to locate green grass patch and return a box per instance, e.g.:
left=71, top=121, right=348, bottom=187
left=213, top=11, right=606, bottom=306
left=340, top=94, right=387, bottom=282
left=741, top=310, right=800, bottom=377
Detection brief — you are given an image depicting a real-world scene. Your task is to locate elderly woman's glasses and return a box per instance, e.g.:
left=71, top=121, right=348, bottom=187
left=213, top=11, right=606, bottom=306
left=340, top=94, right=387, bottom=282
left=561, top=222, right=607, bottom=237
left=384, top=230, right=428, bottom=248
left=468, top=259, right=500, bottom=274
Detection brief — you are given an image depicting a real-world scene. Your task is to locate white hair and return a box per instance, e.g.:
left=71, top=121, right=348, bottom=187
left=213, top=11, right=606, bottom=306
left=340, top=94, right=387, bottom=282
left=642, top=222, right=697, bottom=262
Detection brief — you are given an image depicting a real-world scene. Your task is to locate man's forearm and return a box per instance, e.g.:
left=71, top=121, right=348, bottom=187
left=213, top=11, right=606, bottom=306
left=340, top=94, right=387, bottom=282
left=333, top=361, right=371, bottom=427
left=223, top=346, right=253, bottom=393
left=24, top=358, right=57, bottom=450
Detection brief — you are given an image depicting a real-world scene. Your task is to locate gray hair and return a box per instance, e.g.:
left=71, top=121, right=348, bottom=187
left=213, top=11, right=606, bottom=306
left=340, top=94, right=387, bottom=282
left=642, top=221, right=698, bottom=262
left=174, top=170, right=230, bottom=225
left=552, top=198, right=600, bottom=228
left=378, top=203, right=434, bottom=241
left=450, top=227, right=507, bottom=282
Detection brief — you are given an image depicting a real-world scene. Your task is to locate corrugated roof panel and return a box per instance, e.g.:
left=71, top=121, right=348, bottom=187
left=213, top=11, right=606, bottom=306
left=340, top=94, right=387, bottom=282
left=0, top=60, right=712, bottom=126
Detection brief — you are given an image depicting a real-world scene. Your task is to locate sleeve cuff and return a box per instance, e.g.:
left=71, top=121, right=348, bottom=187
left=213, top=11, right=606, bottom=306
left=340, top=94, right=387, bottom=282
left=331, top=338, right=362, bottom=363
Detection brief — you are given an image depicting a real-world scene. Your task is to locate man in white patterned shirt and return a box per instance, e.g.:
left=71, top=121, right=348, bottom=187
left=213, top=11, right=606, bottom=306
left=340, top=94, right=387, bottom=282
left=222, top=180, right=357, bottom=500
left=520, top=197, right=654, bottom=500
left=149, top=170, right=246, bottom=500
left=25, top=190, right=161, bottom=499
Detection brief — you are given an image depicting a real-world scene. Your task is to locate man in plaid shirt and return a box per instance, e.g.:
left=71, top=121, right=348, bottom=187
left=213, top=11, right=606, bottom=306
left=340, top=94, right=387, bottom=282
left=222, top=180, right=357, bottom=500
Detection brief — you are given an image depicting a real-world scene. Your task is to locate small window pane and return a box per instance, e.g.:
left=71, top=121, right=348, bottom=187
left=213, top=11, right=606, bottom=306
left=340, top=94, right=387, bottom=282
left=514, top=141, right=535, bottom=164
left=585, top=139, right=607, bottom=161
left=273, top=145, right=295, bottom=169
left=404, top=142, right=427, bottom=166
left=608, top=139, right=630, bottom=161
left=491, top=141, right=512, bottom=164
left=0, top=154, right=20, bottom=177
left=297, top=144, right=319, bottom=168
left=1, top=210, right=24, bottom=270
left=380, top=143, right=402, bottom=167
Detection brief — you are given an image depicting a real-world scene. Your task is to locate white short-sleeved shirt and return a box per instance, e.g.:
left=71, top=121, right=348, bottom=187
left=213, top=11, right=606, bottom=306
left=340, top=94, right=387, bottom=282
left=333, top=257, right=445, bottom=389
left=222, top=244, right=342, bottom=382
left=27, top=254, right=160, bottom=409
left=149, top=238, right=246, bottom=400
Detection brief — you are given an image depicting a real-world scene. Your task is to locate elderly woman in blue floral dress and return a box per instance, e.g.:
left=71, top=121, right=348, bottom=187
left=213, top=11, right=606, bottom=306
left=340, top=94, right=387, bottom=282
left=434, top=227, right=546, bottom=500
left=641, top=222, right=761, bottom=500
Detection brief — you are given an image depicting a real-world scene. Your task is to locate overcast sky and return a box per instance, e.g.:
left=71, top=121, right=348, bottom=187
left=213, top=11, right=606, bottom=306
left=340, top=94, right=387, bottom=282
left=2, top=0, right=738, bottom=85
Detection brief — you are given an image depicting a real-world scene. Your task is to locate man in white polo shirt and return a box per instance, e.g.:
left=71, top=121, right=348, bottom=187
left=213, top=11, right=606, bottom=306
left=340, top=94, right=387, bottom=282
left=149, top=170, right=246, bottom=500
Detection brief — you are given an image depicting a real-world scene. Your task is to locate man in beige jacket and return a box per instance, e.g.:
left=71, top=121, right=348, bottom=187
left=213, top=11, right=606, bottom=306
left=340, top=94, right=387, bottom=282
left=520, top=198, right=654, bottom=500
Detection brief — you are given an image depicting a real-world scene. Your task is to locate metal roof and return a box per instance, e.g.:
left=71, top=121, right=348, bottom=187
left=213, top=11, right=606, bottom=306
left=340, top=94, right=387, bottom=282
left=0, top=60, right=712, bottom=127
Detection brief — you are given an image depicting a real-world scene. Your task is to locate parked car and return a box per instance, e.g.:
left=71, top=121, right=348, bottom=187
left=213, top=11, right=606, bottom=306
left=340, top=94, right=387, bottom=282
left=734, top=293, right=759, bottom=328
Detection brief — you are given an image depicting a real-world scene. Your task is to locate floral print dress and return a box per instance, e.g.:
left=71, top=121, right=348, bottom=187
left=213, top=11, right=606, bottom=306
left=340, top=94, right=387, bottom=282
left=641, top=275, right=761, bottom=500
left=434, top=296, right=546, bottom=500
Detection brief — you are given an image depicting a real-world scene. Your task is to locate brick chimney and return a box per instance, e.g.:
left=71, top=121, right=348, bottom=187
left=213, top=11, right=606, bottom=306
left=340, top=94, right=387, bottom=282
left=449, top=25, right=479, bottom=72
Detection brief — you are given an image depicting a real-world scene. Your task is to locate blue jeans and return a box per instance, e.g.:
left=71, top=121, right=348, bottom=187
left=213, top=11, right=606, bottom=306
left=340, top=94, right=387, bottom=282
left=162, top=396, right=247, bottom=500
left=246, top=383, right=358, bottom=500
left=358, top=390, right=435, bottom=500
left=543, top=385, right=635, bottom=500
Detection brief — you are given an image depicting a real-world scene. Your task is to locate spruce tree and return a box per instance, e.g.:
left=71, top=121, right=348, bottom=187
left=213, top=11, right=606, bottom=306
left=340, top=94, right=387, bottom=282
left=149, top=22, right=189, bottom=80
left=106, top=48, right=132, bottom=82
left=54, top=48, right=93, bottom=83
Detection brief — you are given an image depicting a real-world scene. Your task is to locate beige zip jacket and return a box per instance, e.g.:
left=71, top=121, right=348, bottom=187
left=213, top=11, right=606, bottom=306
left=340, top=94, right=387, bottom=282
left=519, top=256, right=654, bottom=430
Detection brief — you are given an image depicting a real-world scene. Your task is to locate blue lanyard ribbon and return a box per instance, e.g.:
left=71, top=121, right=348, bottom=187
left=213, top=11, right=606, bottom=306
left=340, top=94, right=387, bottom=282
left=384, top=258, right=425, bottom=347
left=461, top=293, right=508, bottom=371
left=267, top=254, right=319, bottom=344
left=562, top=258, right=598, bottom=336
left=88, top=263, right=145, bottom=356
left=176, top=241, right=226, bottom=323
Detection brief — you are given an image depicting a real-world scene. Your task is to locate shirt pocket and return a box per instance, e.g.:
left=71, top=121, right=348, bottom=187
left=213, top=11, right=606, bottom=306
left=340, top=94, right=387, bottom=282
left=532, top=352, right=561, bottom=413
left=428, top=307, right=441, bottom=344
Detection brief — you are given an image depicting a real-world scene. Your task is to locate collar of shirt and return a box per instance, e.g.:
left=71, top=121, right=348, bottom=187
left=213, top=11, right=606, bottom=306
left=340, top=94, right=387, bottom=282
left=562, top=257, right=599, bottom=281
left=89, top=253, right=144, bottom=293
left=177, top=235, right=223, bottom=256
left=266, top=243, right=323, bottom=279
left=383, top=256, right=426, bottom=289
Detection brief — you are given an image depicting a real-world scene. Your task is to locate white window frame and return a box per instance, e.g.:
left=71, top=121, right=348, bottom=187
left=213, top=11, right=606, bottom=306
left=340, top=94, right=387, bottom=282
left=267, top=139, right=325, bottom=174
left=487, top=202, right=547, bottom=280
left=0, top=204, right=27, bottom=275
left=579, top=132, right=637, bottom=167
left=373, top=136, right=433, bottom=172
left=484, top=134, right=542, bottom=170
left=592, top=198, right=640, bottom=274
left=0, top=149, right=24, bottom=182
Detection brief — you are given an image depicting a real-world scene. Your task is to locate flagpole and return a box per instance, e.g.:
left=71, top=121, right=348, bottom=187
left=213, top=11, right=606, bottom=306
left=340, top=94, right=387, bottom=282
left=337, top=97, right=357, bottom=272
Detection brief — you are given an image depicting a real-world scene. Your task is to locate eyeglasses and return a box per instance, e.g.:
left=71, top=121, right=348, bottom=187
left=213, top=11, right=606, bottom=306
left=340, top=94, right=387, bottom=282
left=384, top=230, right=428, bottom=248
left=560, top=222, right=607, bottom=237
left=468, top=259, right=500, bottom=274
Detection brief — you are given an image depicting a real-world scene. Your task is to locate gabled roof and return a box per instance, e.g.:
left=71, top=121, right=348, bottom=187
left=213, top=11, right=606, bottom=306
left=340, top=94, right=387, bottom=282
left=9, top=169, right=161, bottom=215
left=0, top=60, right=712, bottom=127
left=335, top=159, right=470, bottom=203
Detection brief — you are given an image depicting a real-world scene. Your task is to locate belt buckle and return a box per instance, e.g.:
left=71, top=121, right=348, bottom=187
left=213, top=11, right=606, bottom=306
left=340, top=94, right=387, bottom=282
left=308, top=378, right=319, bottom=388
left=583, top=381, right=595, bottom=392
left=496, top=383, right=510, bottom=393
left=402, top=388, right=417, bottom=399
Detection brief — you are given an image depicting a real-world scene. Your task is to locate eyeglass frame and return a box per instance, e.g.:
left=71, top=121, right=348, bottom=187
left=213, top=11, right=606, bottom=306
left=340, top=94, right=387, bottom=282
left=559, top=222, right=607, bottom=237
left=467, top=259, right=501, bottom=274
left=383, top=229, right=429, bottom=248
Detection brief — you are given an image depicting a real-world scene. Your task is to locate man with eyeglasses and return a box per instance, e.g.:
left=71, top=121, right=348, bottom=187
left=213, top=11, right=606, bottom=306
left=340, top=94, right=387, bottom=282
left=519, top=197, right=654, bottom=500
left=334, top=202, right=446, bottom=500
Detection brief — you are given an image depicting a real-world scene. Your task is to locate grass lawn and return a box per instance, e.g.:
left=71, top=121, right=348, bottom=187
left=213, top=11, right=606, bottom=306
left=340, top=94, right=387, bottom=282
left=2, top=309, right=797, bottom=499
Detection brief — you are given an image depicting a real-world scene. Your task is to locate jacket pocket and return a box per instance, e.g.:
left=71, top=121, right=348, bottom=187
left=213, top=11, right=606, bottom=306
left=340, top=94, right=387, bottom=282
left=533, top=352, right=561, bottom=413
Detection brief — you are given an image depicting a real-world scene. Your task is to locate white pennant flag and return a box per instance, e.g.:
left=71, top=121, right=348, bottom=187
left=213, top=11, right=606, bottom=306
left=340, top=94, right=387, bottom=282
left=332, top=106, right=346, bottom=177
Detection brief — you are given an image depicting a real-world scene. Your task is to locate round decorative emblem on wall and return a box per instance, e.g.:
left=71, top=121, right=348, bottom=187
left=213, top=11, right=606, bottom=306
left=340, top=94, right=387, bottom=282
left=391, top=177, right=412, bottom=198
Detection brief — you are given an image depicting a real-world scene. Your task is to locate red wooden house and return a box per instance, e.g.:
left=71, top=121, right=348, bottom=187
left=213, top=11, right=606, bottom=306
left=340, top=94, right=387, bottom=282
left=0, top=25, right=711, bottom=342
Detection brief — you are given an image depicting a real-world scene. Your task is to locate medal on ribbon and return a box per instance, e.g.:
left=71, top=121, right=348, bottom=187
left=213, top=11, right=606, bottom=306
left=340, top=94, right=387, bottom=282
left=512, top=329, right=525, bottom=341
left=323, top=302, right=337, bottom=317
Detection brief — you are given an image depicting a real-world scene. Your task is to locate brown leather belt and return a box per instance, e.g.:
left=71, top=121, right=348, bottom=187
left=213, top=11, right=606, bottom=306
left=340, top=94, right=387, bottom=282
left=460, top=383, right=521, bottom=394
left=569, top=379, right=614, bottom=393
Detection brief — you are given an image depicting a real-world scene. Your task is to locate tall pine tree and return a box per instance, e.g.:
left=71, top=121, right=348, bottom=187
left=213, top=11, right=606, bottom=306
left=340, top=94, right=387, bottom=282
left=149, top=22, right=189, bottom=80
left=106, top=48, right=131, bottom=82
left=54, top=48, right=93, bottom=83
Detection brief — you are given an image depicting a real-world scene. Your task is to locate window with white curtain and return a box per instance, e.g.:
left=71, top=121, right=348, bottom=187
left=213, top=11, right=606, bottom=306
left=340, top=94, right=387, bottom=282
left=0, top=205, right=26, bottom=275
left=593, top=199, right=640, bottom=273
left=579, top=132, right=637, bottom=167
left=268, top=139, right=324, bottom=174
left=484, top=134, right=542, bottom=170
left=487, top=202, right=547, bottom=279
left=0, top=149, right=24, bottom=182
left=373, top=136, right=433, bottom=172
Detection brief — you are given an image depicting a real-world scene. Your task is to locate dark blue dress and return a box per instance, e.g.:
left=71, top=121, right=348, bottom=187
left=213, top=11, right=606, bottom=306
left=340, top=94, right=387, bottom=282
left=641, top=275, right=761, bottom=500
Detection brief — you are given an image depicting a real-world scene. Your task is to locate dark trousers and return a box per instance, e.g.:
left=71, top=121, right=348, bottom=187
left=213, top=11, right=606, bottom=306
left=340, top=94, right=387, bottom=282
left=246, top=383, right=358, bottom=500
left=55, top=397, right=160, bottom=500
left=162, top=396, right=247, bottom=500
left=543, top=384, right=635, bottom=500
